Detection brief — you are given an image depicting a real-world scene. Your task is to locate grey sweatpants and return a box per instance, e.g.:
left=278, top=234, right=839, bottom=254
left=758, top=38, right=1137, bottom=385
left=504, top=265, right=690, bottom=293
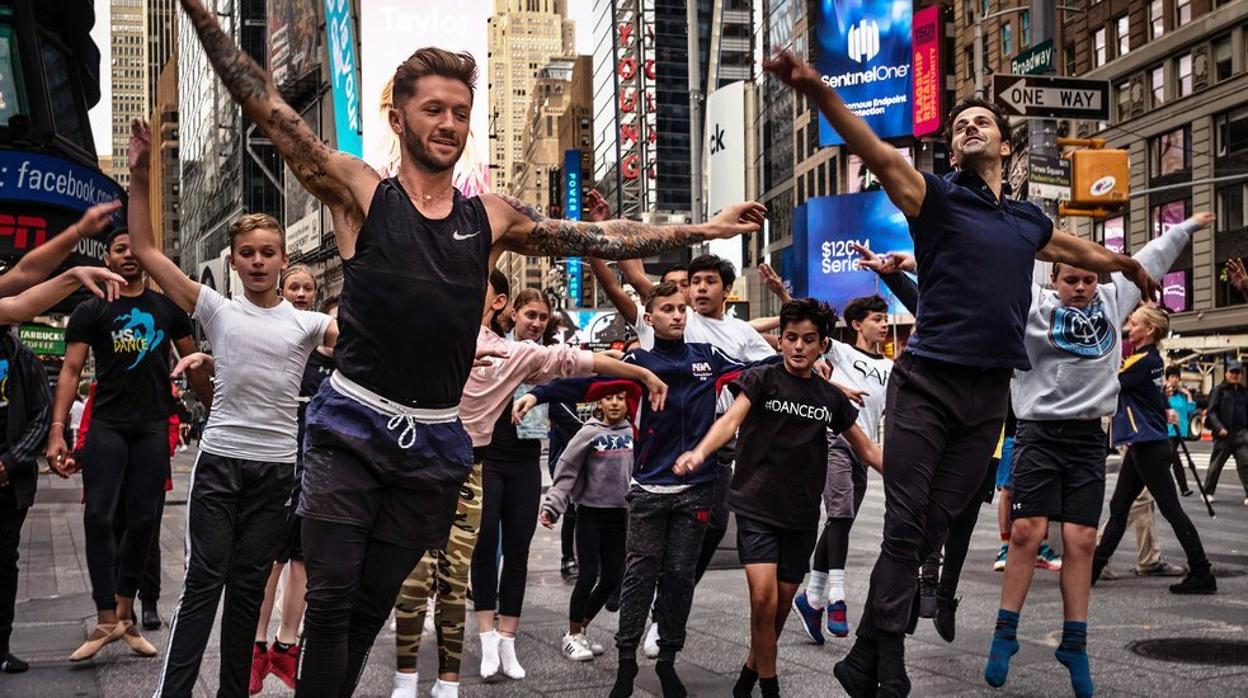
left=614, top=482, right=712, bottom=656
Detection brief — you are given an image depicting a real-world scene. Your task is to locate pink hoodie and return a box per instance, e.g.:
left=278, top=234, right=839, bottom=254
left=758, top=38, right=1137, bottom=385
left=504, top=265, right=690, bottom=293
left=461, top=326, right=596, bottom=448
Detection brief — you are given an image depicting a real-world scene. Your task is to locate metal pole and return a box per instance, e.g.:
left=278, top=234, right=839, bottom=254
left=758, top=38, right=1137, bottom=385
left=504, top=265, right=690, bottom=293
left=687, top=0, right=704, bottom=224
left=974, top=19, right=984, bottom=97
left=1030, top=0, right=1059, bottom=221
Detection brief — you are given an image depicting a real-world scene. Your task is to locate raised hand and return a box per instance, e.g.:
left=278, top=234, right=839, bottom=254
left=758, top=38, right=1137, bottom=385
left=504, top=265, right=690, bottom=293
left=762, top=49, right=821, bottom=91
left=584, top=189, right=612, bottom=223
left=708, top=201, right=767, bottom=239
left=69, top=266, right=125, bottom=302
left=1227, top=258, right=1248, bottom=294
left=758, top=263, right=791, bottom=302
left=72, top=200, right=123, bottom=240
left=1191, top=211, right=1215, bottom=228
left=128, top=118, right=151, bottom=173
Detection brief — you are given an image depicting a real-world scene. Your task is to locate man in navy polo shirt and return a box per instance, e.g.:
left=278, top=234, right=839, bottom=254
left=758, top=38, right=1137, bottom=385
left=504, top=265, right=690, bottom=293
left=764, top=50, right=1159, bottom=695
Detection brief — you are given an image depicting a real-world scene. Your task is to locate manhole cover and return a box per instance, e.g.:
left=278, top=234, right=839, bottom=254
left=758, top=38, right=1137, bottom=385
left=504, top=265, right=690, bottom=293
left=1128, top=638, right=1248, bottom=666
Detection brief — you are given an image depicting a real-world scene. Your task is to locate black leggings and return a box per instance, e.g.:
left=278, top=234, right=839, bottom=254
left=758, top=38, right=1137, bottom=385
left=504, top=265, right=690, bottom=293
left=113, top=491, right=164, bottom=602
left=569, top=506, right=626, bottom=624
left=1094, top=440, right=1209, bottom=574
left=82, top=420, right=169, bottom=610
left=298, top=518, right=424, bottom=698
left=471, top=456, right=542, bottom=616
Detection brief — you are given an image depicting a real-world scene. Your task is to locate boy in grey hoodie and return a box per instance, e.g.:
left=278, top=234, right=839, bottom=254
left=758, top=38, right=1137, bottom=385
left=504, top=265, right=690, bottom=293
left=540, top=389, right=635, bottom=663
left=985, top=211, right=1214, bottom=697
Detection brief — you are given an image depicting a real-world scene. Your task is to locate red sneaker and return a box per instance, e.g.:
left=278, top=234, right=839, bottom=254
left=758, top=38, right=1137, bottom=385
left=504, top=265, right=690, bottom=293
left=269, top=643, right=299, bottom=689
left=249, top=644, right=270, bottom=695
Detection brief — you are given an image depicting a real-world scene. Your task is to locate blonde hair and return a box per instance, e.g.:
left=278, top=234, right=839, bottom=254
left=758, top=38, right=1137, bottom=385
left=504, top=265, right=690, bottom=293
left=229, top=213, right=284, bottom=252
left=1133, top=303, right=1170, bottom=344
left=282, top=264, right=317, bottom=291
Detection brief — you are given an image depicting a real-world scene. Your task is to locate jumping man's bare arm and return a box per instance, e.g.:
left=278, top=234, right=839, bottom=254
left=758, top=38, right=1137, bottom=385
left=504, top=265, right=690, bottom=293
left=178, top=0, right=377, bottom=254
left=484, top=194, right=765, bottom=262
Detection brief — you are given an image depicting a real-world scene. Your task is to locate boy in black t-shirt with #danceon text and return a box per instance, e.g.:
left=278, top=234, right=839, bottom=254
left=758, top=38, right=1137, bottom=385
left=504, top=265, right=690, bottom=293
left=674, top=299, right=883, bottom=698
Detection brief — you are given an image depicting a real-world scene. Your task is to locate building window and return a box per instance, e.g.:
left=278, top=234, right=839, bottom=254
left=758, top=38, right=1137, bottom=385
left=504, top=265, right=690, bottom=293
left=1093, top=27, right=1107, bottom=67
left=1117, top=81, right=1132, bottom=120
left=1152, top=198, right=1192, bottom=312
left=1214, top=35, right=1233, bottom=81
left=1176, top=0, right=1192, bottom=27
left=1216, top=105, right=1248, bottom=157
left=1021, top=11, right=1031, bottom=48
left=1178, top=52, right=1193, bottom=97
left=1151, top=66, right=1166, bottom=105
left=1149, top=0, right=1164, bottom=39
left=1065, top=42, right=1076, bottom=75
left=1116, top=15, right=1129, bottom=57
left=1151, top=127, right=1191, bottom=178
left=1216, top=183, right=1248, bottom=307
left=1093, top=215, right=1127, bottom=254
left=1002, top=22, right=1012, bottom=56
left=964, top=0, right=974, bottom=26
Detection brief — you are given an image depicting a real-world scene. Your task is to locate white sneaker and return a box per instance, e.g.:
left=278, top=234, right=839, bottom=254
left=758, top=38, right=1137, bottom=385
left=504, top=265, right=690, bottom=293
left=643, top=623, right=661, bottom=659
left=430, top=679, right=459, bottom=698
left=580, top=630, right=605, bottom=656
left=479, top=630, right=501, bottom=679
left=498, top=635, right=526, bottom=679
left=561, top=633, right=594, bottom=661
left=391, top=671, right=418, bottom=698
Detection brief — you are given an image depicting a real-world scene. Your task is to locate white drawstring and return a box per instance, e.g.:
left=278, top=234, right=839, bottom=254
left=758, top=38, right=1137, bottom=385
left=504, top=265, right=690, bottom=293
left=386, top=413, right=420, bottom=449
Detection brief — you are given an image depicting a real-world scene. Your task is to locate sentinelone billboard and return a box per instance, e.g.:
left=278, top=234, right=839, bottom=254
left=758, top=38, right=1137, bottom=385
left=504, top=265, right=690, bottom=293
left=816, top=0, right=914, bottom=146
left=785, top=190, right=914, bottom=314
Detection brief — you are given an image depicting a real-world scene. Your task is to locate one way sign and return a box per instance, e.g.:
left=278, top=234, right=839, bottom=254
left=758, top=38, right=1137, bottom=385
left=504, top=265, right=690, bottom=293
left=992, top=74, right=1110, bottom=120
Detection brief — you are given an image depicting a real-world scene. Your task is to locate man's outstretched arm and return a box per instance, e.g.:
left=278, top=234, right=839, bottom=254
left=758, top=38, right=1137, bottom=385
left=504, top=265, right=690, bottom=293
left=1037, top=230, right=1161, bottom=300
left=485, top=194, right=766, bottom=261
left=0, top=201, right=120, bottom=298
left=763, top=50, right=925, bottom=217
left=178, top=0, right=376, bottom=254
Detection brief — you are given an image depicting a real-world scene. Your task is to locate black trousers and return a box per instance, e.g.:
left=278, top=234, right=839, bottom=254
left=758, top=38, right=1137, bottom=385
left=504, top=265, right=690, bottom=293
left=297, top=518, right=424, bottom=698
left=155, top=452, right=293, bottom=698
left=113, top=491, right=165, bottom=602
left=860, top=353, right=1010, bottom=636
left=471, top=456, right=541, bottom=616
left=615, top=483, right=712, bottom=655
left=82, top=419, right=169, bottom=610
left=1095, top=440, right=1210, bottom=575
left=1205, top=430, right=1248, bottom=496
left=0, top=490, right=28, bottom=656
left=569, top=506, right=627, bottom=624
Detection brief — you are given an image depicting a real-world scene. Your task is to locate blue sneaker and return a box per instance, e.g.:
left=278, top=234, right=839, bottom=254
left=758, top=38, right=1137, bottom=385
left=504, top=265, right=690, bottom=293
left=826, top=600, right=850, bottom=637
left=791, top=594, right=825, bottom=645
left=1035, top=542, right=1062, bottom=571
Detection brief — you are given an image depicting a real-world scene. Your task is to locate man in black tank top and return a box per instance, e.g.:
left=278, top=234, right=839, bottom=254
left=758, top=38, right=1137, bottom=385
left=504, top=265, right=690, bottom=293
left=181, top=3, right=768, bottom=692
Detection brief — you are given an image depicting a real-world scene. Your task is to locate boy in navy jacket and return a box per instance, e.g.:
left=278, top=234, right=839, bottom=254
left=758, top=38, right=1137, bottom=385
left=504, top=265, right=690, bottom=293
left=516, top=281, right=777, bottom=697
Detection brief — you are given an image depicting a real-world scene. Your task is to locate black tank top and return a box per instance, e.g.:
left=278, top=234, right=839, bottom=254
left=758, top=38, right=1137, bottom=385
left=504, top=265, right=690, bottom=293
left=334, top=179, right=491, bottom=408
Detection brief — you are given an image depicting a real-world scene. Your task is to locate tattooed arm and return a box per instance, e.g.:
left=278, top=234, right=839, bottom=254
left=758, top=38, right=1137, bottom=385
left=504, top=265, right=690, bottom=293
left=482, top=194, right=766, bottom=260
left=179, top=0, right=377, bottom=256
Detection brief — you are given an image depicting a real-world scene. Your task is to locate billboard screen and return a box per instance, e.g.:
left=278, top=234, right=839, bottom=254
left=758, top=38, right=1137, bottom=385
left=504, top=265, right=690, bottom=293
left=324, top=0, right=362, bottom=156
left=266, top=0, right=319, bottom=90
left=796, top=190, right=914, bottom=314
left=911, top=4, right=942, bottom=138
left=816, top=0, right=914, bottom=146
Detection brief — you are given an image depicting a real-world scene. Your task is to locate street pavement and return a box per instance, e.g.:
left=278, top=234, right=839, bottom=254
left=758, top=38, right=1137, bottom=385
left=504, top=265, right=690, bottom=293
left=5, top=441, right=1247, bottom=697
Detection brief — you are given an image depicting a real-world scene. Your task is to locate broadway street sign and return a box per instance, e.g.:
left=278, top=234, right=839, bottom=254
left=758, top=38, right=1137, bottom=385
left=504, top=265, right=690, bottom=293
left=992, top=74, right=1110, bottom=120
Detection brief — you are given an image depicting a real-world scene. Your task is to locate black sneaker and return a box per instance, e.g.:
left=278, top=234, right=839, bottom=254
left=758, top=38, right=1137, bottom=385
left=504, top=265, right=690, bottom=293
left=142, top=605, right=163, bottom=631
left=560, top=558, right=579, bottom=581
left=933, top=593, right=958, bottom=643
left=833, top=639, right=879, bottom=698
left=917, top=567, right=938, bottom=619
left=0, top=652, right=28, bottom=673
left=1169, top=568, right=1217, bottom=595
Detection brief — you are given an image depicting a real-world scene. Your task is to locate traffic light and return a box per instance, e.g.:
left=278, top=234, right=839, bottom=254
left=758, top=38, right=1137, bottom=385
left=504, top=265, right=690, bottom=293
left=1057, top=138, right=1129, bottom=219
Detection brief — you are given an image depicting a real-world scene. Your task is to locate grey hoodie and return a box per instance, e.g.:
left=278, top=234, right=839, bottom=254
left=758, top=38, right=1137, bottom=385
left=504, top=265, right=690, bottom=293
left=542, top=416, right=633, bottom=518
left=1011, top=218, right=1198, bottom=421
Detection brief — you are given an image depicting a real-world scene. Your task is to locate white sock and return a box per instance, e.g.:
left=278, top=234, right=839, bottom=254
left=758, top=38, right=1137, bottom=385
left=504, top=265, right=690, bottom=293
left=828, top=569, right=846, bottom=604
left=498, top=635, right=526, bottom=679
left=391, top=671, right=418, bottom=698
left=479, top=630, right=500, bottom=678
left=806, top=571, right=828, bottom=606
left=430, top=679, right=459, bottom=698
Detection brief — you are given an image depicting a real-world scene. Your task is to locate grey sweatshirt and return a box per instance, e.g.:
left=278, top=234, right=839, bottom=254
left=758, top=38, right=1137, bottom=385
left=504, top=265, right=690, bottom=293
left=542, top=417, right=633, bottom=518
left=1011, top=218, right=1198, bottom=421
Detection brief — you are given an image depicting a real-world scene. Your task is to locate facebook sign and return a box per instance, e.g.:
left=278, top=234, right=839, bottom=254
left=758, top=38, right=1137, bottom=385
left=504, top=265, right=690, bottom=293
left=816, top=0, right=914, bottom=146
left=564, top=149, right=582, bottom=306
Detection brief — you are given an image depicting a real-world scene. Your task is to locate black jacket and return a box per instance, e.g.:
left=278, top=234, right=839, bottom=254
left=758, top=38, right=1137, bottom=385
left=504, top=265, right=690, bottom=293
left=1, top=328, right=52, bottom=509
left=1205, top=382, right=1247, bottom=438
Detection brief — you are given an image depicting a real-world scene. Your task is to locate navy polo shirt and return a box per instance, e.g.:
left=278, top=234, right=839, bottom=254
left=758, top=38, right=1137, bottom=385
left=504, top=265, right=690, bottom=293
left=906, top=170, right=1053, bottom=370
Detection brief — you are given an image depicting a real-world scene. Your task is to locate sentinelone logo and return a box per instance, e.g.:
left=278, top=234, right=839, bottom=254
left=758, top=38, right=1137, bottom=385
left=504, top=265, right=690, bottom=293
left=848, top=19, right=880, bottom=63
left=822, top=15, right=910, bottom=117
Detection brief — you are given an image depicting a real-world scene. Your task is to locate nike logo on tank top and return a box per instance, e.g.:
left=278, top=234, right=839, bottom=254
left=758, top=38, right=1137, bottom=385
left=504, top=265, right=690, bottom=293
left=333, top=179, right=491, bottom=408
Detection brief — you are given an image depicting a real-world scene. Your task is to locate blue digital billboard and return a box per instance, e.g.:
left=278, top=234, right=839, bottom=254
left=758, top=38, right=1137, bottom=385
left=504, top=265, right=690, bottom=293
left=791, top=190, right=914, bottom=314
left=324, top=0, right=362, bottom=156
left=564, top=149, right=582, bottom=305
left=816, top=0, right=914, bottom=146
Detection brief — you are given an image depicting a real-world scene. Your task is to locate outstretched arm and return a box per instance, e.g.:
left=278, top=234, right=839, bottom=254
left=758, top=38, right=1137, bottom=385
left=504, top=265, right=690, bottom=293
left=178, top=0, right=376, bottom=255
left=1037, top=230, right=1161, bottom=300
left=486, top=193, right=765, bottom=260
left=0, top=267, right=122, bottom=325
left=673, top=393, right=752, bottom=475
left=1112, top=213, right=1212, bottom=319
left=0, top=201, right=120, bottom=298
left=588, top=259, right=639, bottom=325
left=126, top=120, right=201, bottom=313
left=764, top=50, right=925, bottom=217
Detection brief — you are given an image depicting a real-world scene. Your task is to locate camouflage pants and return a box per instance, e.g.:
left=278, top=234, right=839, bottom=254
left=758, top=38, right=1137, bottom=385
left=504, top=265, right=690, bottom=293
left=394, top=461, right=483, bottom=675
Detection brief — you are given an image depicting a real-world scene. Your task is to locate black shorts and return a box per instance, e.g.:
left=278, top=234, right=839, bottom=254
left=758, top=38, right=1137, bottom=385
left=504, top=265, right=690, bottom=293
left=735, top=514, right=817, bottom=584
left=1010, top=419, right=1107, bottom=528
left=297, top=381, right=474, bottom=550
